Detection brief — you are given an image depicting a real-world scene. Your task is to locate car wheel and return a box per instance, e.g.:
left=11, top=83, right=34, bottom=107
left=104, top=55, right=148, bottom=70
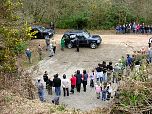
left=67, top=43, right=73, bottom=48
left=90, top=43, right=97, bottom=49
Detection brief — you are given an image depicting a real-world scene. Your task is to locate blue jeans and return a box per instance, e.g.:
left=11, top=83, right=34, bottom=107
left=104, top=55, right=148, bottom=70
left=103, top=73, right=107, bottom=82
left=100, top=77, right=103, bottom=83
left=55, top=87, right=61, bottom=96
left=38, top=90, right=44, bottom=101
left=149, top=57, right=152, bottom=63
left=102, top=92, right=107, bottom=101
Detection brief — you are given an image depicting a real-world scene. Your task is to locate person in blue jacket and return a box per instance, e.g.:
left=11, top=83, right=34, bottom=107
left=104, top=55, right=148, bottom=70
left=25, top=48, right=32, bottom=63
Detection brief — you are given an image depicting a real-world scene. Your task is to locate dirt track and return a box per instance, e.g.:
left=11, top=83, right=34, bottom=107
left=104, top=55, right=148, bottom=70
left=28, top=34, right=151, bottom=111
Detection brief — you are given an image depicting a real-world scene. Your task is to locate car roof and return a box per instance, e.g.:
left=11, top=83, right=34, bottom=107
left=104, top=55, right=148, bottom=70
left=64, top=30, right=86, bottom=35
left=31, top=25, right=43, bottom=29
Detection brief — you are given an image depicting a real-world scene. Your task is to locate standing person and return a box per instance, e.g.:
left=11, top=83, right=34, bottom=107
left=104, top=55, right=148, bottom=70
left=101, top=61, right=107, bottom=82
left=75, top=70, right=82, bottom=92
left=102, top=85, right=107, bottom=101
left=48, top=43, right=54, bottom=57
left=106, top=62, right=113, bottom=82
left=50, top=22, right=55, bottom=30
left=37, top=44, right=43, bottom=60
left=53, top=74, right=61, bottom=96
left=70, top=74, right=76, bottom=94
left=147, top=47, right=152, bottom=63
left=118, top=59, right=124, bottom=80
left=134, top=60, right=141, bottom=73
left=76, top=38, right=80, bottom=52
left=46, top=78, right=53, bottom=95
left=115, top=25, right=120, bottom=34
left=95, top=83, right=101, bottom=99
left=90, top=70, right=95, bottom=87
left=106, top=82, right=112, bottom=100
left=113, top=63, right=121, bottom=83
left=43, top=71, right=48, bottom=83
left=126, top=54, right=133, bottom=76
left=45, top=35, right=50, bottom=51
left=61, top=38, right=65, bottom=51
left=150, top=25, right=152, bottom=34
left=132, top=22, right=136, bottom=33
left=25, top=48, right=32, bottom=63
left=36, top=78, right=44, bottom=102
left=62, top=74, right=70, bottom=96
left=82, top=70, right=88, bottom=92
left=51, top=38, right=57, bottom=54
left=121, top=56, right=126, bottom=69
left=136, top=24, right=140, bottom=34
left=128, top=23, right=131, bottom=33
left=96, top=64, right=102, bottom=83
left=141, top=23, right=145, bottom=34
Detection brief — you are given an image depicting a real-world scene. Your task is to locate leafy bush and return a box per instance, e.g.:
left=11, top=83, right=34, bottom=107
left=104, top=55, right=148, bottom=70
left=14, top=41, right=27, bottom=55
left=56, top=14, right=88, bottom=29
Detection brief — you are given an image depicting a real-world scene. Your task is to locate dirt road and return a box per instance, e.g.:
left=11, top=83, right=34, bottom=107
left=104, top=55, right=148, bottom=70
left=28, top=34, right=151, bottom=111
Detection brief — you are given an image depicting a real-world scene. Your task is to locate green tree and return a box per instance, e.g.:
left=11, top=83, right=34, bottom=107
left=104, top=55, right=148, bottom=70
left=0, top=0, right=34, bottom=73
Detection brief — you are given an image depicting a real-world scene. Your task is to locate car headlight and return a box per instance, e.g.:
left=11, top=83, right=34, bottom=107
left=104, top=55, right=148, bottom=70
left=97, top=39, right=100, bottom=43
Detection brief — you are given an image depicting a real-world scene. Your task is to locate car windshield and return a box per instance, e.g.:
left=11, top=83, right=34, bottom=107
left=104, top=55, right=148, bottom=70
left=83, top=32, right=90, bottom=38
left=38, top=26, right=46, bottom=31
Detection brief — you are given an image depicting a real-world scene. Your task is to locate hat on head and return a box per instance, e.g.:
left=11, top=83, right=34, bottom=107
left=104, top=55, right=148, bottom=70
left=118, top=59, right=121, bottom=62
left=27, top=48, right=30, bottom=51
left=115, top=63, right=119, bottom=66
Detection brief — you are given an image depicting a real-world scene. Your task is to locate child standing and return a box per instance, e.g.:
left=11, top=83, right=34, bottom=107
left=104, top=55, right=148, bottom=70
left=102, top=85, right=107, bottom=101
left=95, top=83, right=101, bottom=99
left=90, top=70, right=95, bottom=87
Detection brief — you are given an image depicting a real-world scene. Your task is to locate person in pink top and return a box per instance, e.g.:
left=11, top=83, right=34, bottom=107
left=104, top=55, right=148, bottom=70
left=136, top=24, right=140, bottom=33
left=70, top=74, right=76, bottom=94
left=95, top=83, right=101, bottom=99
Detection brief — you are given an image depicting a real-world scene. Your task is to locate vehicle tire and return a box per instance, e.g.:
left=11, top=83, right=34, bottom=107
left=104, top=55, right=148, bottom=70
left=67, top=43, right=73, bottom=48
left=90, top=43, right=97, bottom=49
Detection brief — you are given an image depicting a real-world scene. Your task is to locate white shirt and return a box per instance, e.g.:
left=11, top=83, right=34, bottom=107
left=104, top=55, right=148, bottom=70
left=62, top=79, right=69, bottom=88
left=108, top=86, right=112, bottom=93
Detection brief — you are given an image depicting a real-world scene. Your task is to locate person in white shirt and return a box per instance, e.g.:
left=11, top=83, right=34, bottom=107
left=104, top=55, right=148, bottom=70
left=51, top=38, right=57, bottom=54
left=48, top=43, right=54, bottom=57
left=62, top=74, right=70, bottom=96
left=90, top=70, right=95, bottom=87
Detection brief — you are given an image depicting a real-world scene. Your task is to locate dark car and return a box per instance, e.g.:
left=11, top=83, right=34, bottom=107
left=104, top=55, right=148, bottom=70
left=31, top=26, right=55, bottom=39
left=61, top=30, right=102, bottom=49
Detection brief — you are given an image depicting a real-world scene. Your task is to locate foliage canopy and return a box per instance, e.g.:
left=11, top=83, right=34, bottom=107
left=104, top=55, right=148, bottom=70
left=22, top=0, right=152, bottom=29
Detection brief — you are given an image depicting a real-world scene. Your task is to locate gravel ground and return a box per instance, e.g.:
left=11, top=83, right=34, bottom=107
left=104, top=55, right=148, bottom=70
left=27, top=34, right=151, bottom=111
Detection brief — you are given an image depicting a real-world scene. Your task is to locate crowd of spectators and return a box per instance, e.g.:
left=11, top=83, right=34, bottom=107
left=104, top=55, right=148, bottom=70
left=36, top=46, right=152, bottom=104
left=115, top=22, right=152, bottom=34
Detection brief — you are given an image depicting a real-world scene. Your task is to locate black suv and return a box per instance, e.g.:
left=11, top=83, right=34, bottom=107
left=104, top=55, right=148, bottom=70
left=61, top=30, right=102, bottom=49
left=31, top=26, right=55, bottom=39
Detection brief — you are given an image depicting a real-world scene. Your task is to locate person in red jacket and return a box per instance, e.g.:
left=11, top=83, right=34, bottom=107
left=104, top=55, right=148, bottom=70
left=70, top=74, right=76, bottom=94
